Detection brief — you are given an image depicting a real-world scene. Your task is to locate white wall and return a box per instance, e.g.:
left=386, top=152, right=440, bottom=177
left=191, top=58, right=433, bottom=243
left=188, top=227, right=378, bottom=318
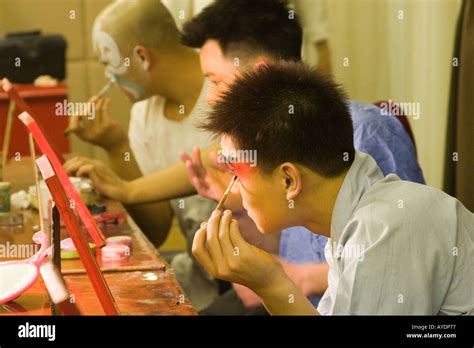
left=328, top=0, right=462, bottom=189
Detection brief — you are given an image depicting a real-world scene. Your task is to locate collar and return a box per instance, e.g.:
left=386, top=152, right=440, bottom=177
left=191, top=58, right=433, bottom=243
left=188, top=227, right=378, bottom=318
left=330, top=151, right=384, bottom=242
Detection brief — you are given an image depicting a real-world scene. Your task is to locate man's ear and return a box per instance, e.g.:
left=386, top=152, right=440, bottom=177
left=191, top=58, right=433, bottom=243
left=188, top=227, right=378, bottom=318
left=279, top=163, right=302, bottom=201
left=134, top=45, right=152, bottom=71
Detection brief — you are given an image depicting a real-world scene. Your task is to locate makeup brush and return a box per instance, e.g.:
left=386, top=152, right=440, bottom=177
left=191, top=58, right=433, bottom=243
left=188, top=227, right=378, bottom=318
left=64, top=78, right=115, bottom=136
left=96, top=79, right=115, bottom=98
left=215, top=175, right=238, bottom=211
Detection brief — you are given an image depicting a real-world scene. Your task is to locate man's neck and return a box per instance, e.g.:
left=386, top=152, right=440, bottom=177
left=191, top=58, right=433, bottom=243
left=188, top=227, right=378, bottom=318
left=150, top=48, right=204, bottom=121
left=299, top=170, right=349, bottom=238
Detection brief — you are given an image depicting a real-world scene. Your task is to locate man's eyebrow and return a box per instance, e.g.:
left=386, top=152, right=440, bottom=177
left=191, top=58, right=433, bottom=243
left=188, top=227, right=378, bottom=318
left=204, top=73, right=215, bottom=78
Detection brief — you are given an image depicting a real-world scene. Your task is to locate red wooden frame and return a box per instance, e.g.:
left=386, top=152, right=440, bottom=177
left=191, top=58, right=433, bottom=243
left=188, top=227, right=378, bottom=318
left=36, top=154, right=119, bottom=315
left=18, top=112, right=106, bottom=247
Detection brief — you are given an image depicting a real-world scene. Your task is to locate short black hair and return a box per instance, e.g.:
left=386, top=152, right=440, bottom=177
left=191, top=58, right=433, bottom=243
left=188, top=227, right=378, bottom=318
left=181, top=0, right=302, bottom=61
left=201, top=62, right=355, bottom=178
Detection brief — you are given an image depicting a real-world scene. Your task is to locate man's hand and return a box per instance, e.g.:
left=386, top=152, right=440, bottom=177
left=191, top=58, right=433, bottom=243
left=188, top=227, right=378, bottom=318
left=64, top=156, right=130, bottom=203
left=192, top=209, right=285, bottom=293
left=194, top=210, right=318, bottom=315
left=180, top=146, right=245, bottom=215
left=65, top=96, right=128, bottom=153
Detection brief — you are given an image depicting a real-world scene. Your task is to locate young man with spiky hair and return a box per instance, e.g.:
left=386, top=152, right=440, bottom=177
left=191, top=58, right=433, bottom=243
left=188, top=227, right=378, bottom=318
left=192, top=61, right=474, bottom=315
left=179, top=0, right=424, bottom=314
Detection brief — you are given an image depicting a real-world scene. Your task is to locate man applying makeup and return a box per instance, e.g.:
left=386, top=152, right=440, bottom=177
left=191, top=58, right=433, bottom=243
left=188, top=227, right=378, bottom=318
left=192, top=61, right=474, bottom=315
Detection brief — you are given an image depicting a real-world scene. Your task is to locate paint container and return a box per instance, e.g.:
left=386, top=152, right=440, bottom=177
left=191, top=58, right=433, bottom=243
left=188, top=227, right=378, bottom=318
left=106, top=236, right=133, bottom=252
left=0, top=182, right=11, bottom=213
left=70, top=177, right=94, bottom=205
left=101, top=245, right=130, bottom=261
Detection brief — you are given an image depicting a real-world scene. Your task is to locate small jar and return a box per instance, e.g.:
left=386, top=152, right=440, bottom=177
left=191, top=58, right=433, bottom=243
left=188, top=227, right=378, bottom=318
left=79, top=183, right=93, bottom=205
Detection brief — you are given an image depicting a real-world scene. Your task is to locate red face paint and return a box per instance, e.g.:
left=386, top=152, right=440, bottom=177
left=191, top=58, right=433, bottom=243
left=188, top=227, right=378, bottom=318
left=227, top=161, right=253, bottom=178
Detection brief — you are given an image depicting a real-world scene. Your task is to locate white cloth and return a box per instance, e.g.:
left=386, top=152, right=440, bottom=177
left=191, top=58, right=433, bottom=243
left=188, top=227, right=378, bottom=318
left=318, top=151, right=474, bottom=315
left=129, top=85, right=213, bottom=175
left=128, top=81, right=219, bottom=311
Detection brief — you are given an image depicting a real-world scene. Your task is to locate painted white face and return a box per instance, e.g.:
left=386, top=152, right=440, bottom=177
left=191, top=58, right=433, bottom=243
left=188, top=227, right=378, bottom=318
left=92, top=20, right=146, bottom=101
left=92, top=21, right=128, bottom=76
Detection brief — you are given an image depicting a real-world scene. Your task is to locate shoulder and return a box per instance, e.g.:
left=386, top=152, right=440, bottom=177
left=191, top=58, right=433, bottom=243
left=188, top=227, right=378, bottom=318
left=348, top=179, right=461, bottom=245
left=349, top=100, right=406, bottom=136
left=348, top=101, right=423, bottom=183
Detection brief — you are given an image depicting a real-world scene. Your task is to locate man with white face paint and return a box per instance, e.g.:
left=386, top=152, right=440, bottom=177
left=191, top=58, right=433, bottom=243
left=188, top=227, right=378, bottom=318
left=92, top=21, right=145, bottom=101
left=64, top=0, right=222, bottom=311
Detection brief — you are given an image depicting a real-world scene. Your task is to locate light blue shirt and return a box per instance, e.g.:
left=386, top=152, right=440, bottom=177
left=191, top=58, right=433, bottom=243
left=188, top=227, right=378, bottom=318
left=319, top=152, right=473, bottom=314
left=279, top=100, right=425, bottom=307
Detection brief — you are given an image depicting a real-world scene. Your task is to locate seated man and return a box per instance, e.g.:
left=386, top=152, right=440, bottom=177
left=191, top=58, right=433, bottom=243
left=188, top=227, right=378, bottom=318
left=192, top=61, right=474, bottom=315
left=178, top=0, right=424, bottom=313
left=65, top=0, right=218, bottom=311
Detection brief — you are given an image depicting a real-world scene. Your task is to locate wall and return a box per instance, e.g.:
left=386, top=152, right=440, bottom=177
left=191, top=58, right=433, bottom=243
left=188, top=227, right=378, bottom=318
left=328, top=0, right=462, bottom=189
left=0, top=0, right=133, bottom=163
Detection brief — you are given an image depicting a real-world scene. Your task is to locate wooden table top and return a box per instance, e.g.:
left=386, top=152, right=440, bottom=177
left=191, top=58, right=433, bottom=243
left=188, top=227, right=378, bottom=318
left=0, top=157, right=196, bottom=316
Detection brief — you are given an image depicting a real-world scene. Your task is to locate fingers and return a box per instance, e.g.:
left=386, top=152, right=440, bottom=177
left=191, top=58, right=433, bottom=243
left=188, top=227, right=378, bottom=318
left=206, top=210, right=224, bottom=264
left=91, top=97, right=103, bottom=126
left=99, top=97, right=111, bottom=125
left=192, top=224, right=215, bottom=274
left=229, top=217, right=247, bottom=250
left=65, top=114, right=84, bottom=137
left=63, top=157, right=84, bottom=175
left=185, top=147, right=207, bottom=180
left=193, top=211, right=236, bottom=280
left=179, top=151, right=191, bottom=163
left=192, top=146, right=206, bottom=178
left=218, top=210, right=235, bottom=257
left=182, top=154, right=198, bottom=180
left=75, top=163, right=95, bottom=178
left=181, top=150, right=212, bottom=197
left=73, top=164, right=104, bottom=192
left=65, top=97, right=97, bottom=136
left=63, top=157, right=93, bottom=175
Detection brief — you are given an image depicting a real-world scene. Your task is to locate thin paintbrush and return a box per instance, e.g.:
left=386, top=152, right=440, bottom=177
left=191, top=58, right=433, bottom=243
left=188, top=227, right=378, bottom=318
left=64, top=78, right=115, bottom=136
left=96, top=79, right=115, bottom=98
left=215, top=175, right=238, bottom=211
